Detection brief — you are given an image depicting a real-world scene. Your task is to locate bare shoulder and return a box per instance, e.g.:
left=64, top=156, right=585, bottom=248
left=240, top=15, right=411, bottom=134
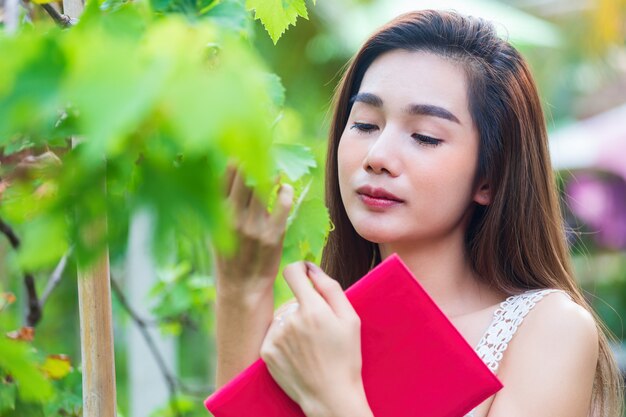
left=487, top=291, right=599, bottom=417
left=521, top=291, right=599, bottom=351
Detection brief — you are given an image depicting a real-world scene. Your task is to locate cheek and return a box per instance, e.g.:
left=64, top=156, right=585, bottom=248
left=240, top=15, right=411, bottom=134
left=408, top=146, right=479, bottom=205
left=337, top=136, right=358, bottom=193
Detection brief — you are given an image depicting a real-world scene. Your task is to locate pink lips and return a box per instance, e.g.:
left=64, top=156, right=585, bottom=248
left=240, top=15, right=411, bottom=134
left=356, top=185, right=404, bottom=209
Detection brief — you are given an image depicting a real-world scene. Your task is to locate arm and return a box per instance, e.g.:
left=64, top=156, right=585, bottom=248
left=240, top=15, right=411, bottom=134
left=214, top=168, right=293, bottom=388
left=215, top=282, right=275, bottom=388
left=486, top=293, right=598, bottom=417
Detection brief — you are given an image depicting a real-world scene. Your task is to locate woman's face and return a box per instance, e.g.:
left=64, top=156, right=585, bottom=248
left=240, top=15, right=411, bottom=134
left=337, top=50, right=488, bottom=248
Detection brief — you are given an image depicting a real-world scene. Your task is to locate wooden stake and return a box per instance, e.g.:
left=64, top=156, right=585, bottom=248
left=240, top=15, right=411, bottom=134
left=61, top=0, right=118, bottom=407
left=77, top=248, right=118, bottom=416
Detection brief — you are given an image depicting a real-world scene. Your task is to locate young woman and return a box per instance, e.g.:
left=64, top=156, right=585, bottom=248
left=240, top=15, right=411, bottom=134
left=214, top=10, right=624, bottom=417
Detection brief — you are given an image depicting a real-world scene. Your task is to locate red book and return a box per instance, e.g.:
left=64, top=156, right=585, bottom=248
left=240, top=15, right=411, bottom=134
left=205, top=254, right=503, bottom=417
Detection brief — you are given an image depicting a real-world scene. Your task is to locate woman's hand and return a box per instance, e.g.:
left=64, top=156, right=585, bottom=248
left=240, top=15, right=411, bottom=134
left=261, top=262, right=373, bottom=417
left=214, top=166, right=293, bottom=295
left=213, top=166, right=293, bottom=388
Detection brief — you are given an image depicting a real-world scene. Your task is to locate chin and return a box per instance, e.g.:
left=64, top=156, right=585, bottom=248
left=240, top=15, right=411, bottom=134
left=352, top=223, right=400, bottom=244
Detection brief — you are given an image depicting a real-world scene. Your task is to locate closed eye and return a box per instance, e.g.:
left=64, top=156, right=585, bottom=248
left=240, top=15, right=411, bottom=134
left=412, top=133, right=442, bottom=147
left=350, top=122, right=378, bottom=133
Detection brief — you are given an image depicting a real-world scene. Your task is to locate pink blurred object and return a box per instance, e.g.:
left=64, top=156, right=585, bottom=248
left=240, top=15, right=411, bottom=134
left=551, top=103, right=626, bottom=250
left=566, top=173, right=626, bottom=250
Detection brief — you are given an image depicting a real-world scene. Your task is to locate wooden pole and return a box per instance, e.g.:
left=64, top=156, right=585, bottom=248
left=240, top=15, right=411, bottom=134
left=77, top=247, right=117, bottom=417
left=62, top=0, right=118, bottom=411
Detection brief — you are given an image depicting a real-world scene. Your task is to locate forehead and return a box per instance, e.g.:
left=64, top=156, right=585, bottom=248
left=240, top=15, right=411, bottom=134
left=357, top=50, right=472, bottom=125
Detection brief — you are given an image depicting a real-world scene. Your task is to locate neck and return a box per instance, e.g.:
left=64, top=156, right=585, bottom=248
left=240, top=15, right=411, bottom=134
left=378, top=232, right=496, bottom=317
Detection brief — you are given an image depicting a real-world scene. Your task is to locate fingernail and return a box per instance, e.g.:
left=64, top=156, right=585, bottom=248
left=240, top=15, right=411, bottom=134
left=305, top=261, right=321, bottom=277
left=280, top=183, right=293, bottom=194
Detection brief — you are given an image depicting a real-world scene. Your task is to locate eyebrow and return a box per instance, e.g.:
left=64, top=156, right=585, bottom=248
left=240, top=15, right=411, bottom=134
left=349, top=92, right=461, bottom=125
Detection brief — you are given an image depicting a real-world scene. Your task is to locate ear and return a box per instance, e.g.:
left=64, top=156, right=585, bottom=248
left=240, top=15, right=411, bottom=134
left=473, top=179, right=491, bottom=206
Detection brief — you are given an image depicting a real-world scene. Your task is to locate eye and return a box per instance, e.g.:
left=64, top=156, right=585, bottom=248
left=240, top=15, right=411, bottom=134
left=411, top=133, right=442, bottom=147
left=350, top=122, right=378, bottom=134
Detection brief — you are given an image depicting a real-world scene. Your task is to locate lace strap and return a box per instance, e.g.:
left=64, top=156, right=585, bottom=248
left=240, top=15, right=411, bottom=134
left=474, top=289, right=566, bottom=374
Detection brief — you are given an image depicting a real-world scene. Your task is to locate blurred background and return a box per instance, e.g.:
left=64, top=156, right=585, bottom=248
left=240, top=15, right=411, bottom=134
left=1, top=0, right=625, bottom=416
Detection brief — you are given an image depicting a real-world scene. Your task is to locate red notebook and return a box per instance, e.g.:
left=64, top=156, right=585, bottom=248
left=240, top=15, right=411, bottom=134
left=205, top=254, right=503, bottom=417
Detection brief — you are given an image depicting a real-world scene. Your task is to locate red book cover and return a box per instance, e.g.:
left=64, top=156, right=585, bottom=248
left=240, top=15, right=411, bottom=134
left=205, top=254, right=503, bottom=417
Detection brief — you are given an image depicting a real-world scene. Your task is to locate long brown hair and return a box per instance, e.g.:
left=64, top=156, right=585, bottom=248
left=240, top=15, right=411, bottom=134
left=320, top=10, right=623, bottom=416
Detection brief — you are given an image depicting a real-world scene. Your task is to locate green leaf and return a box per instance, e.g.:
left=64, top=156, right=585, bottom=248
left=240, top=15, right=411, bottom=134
left=44, top=368, right=82, bottom=416
left=0, top=382, right=17, bottom=415
left=62, top=12, right=166, bottom=161
left=149, top=394, right=196, bottom=417
left=150, top=0, right=176, bottom=13
left=245, top=0, right=309, bottom=44
left=265, top=72, right=286, bottom=109
left=2, top=138, right=35, bottom=156
left=0, top=33, right=66, bottom=143
left=5, top=399, right=45, bottom=417
left=0, top=339, right=53, bottom=403
left=283, top=195, right=329, bottom=263
left=273, top=143, right=316, bottom=182
left=17, top=214, right=69, bottom=271
left=203, top=0, right=254, bottom=38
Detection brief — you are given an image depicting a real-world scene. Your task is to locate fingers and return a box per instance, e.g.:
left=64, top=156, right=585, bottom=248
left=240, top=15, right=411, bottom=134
left=305, top=262, right=356, bottom=320
left=282, top=262, right=356, bottom=322
left=247, top=193, right=270, bottom=227
left=282, top=262, right=326, bottom=312
left=270, top=184, right=294, bottom=230
left=225, top=167, right=292, bottom=224
left=228, top=169, right=253, bottom=213
left=224, top=164, right=236, bottom=196
left=224, top=165, right=294, bottom=250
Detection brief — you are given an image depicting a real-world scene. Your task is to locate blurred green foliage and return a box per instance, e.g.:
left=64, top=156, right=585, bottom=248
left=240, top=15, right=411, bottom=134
left=0, top=0, right=327, bottom=414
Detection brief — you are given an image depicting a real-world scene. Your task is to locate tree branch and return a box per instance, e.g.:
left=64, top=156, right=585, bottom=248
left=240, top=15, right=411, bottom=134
left=24, top=272, right=41, bottom=327
left=0, top=217, right=42, bottom=326
left=40, top=248, right=72, bottom=307
left=0, top=217, right=70, bottom=327
left=40, top=3, right=76, bottom=28
left=0, top=218, right=20, bottom=249
left=110, top=277, right=182, bottom=417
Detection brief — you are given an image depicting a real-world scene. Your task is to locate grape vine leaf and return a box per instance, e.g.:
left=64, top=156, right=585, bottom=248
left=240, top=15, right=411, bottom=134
left=276, top=191, right=329, bottom=305
left=273, top=143, right=316, bottom=181
left=246, top=0, right=314, bottom=44
left=283, top=194, right=329, bottom=263
left=265, top=72, right=286, bottom=110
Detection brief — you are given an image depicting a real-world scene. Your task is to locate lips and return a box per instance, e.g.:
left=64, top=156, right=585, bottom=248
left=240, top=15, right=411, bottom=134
left=356, top=185, right=404, bottom=202
left=356, top=185, right=404, bottom=210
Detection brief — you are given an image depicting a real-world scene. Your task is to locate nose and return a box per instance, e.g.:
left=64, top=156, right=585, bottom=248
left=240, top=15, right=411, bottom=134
left=362, top=127, right=400, bottom=177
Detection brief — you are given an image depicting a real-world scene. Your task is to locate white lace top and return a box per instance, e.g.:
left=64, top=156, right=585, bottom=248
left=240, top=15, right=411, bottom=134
left=464, top=289, right=568, bottom=417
